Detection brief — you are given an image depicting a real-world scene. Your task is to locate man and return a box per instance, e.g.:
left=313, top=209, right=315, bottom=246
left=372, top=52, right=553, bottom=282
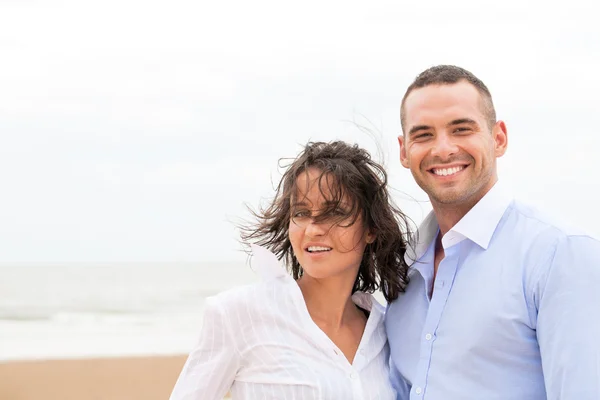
left=386, top=65, right=600, bottom=399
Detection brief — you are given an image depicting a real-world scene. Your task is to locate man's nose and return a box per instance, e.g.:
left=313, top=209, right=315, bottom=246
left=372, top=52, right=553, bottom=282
left=430, top=133, right=458, bottom=159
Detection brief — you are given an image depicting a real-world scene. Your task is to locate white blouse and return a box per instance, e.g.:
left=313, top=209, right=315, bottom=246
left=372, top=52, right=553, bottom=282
left=170, top=245, right=396, bottom=400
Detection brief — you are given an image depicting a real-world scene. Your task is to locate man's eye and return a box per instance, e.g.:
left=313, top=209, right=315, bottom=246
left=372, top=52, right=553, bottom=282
left=292, top=210, right=310, bottom=218
left=414, top=133, right=432, bottom=140
left=454, top=127, right=471, bottom=134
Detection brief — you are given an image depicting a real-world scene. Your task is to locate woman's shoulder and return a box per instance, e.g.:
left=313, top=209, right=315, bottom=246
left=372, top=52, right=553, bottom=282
left=206, top=278, right=291, bottom=312
left=202, top=279, right=296, bottom=338
left=207, top=282, right=260, bottom=307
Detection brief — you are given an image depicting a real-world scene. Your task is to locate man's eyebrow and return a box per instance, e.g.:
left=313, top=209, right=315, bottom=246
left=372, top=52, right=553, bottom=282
left=408, top=124, right=432, bottom=137
left=447, top=118, right=478, bottom=127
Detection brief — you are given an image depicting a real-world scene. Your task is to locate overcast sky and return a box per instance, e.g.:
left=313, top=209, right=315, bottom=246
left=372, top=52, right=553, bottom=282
left=0, top=0, right=598, bottom=263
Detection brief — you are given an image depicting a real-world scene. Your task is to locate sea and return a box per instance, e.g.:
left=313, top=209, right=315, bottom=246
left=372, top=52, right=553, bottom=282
left=0, top=261, right=259, bottom=361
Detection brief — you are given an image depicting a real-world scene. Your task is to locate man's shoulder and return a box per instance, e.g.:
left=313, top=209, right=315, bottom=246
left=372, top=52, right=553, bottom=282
left=504, top=199, right=593, bottom=240
left=494, top=199, right=600, bottom=264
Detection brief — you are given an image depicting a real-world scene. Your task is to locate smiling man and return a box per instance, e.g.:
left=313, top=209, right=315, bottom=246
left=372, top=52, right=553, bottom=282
left=385, top=65, right=600, bottom=400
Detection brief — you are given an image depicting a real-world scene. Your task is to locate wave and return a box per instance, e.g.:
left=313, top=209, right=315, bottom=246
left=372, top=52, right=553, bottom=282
left=0, top=303, right=195, bottom=323
left=0, top=311, right=51, bottom=322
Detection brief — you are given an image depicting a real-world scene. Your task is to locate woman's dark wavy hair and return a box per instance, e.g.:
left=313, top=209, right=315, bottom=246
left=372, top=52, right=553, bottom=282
left=240, top=140, right=411, bottom=302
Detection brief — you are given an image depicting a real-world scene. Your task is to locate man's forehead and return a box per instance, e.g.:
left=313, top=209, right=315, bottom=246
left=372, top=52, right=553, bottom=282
left=404, top=82, right=485, bottom=126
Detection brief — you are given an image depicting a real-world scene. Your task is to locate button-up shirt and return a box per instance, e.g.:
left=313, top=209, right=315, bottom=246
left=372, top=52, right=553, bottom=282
left=386, top=182, right=600, bottom=400
left=170, top=245, right=396, bottom=400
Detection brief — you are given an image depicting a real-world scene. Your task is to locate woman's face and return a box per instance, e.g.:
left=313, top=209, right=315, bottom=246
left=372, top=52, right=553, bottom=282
left=288, top=167, right=374, bottom=281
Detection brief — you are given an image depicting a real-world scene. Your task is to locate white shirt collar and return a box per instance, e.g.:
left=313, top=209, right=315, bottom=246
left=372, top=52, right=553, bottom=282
left=406, top=181, right=513, bottom=265
left=250, top=244, right=289, bottom=280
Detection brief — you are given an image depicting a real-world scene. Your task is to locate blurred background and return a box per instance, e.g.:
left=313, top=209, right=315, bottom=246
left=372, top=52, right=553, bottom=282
left=0, top=0, right=598, bottom=398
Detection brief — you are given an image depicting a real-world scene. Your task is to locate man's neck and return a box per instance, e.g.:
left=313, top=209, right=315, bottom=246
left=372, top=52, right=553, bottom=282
left=432, top=201, right=474, bottom=236
left=432, top=179, right=498, bottom=236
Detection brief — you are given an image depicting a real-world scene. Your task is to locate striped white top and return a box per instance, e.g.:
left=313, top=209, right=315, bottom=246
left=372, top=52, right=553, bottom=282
left=170, top=245, right=396, bottom=400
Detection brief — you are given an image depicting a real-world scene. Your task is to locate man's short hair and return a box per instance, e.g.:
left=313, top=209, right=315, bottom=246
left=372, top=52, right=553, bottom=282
left=400, top=65, right=497, bottom=133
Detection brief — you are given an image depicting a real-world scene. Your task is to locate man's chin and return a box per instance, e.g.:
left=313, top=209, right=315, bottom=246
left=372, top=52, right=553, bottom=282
left=428, top=187, right=468, bottom=205
left=422, top=180, right=461, bottom=197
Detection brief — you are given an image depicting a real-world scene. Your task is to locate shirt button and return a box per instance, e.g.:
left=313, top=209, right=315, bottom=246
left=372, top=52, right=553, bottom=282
left=425, top=333, right=433, bottom=341
left=350, top=372, right=358, bottom=379
left=415, top=387, right=423, bottom=395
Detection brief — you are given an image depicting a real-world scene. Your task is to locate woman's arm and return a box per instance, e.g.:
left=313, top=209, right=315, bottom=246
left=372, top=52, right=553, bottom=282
left=170, top=296, right=240, bottom=400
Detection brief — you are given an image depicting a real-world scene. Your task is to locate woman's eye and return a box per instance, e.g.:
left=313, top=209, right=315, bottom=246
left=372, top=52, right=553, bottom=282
left=293, top=210, right=310, bottom=218
left=333, top=208, right=347, bottom=216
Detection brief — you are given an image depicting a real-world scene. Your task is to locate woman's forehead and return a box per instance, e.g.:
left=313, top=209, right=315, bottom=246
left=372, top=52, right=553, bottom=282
left=291, top=175, right=355, bottom=209
left=294, top=168, right=337, bottom=194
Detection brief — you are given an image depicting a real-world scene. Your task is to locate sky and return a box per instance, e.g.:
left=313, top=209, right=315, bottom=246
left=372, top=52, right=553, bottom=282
left=0, top=0, right=598, bottom=263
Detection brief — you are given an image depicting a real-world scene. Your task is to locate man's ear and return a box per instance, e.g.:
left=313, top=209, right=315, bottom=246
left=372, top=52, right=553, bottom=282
left=493, top=121, right=508, bottom=158
left=398, top=135, right=410, bottom=168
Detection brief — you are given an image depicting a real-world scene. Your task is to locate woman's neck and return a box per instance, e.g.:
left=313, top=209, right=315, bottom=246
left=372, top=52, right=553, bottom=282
left=297, top=274, right=362, bottom=329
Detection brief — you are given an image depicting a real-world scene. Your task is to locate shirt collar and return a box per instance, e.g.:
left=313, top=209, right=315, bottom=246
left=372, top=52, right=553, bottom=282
left=406, top=181, right=513, bottom=264
left=405, top=211, right=439, bottom=266
left=250, top=244, right=289, bottom=280
left=352, top=291, right=385, bottom=314
left=446, top=180, right=513, bottom=250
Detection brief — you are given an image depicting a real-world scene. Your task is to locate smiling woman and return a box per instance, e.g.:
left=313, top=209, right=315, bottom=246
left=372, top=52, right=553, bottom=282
left=244, top=141, right=411, bottom=301
left=169, top=140, right=413, bottom=400
left=288, top=167, right=374, bottom=284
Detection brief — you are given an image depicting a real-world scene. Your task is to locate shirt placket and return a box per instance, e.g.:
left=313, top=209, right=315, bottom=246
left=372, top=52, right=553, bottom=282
left=349, top=367, right=364, bottom=400
left=331, top=347, right=365, bottom=399
left=300, top=293, right=375, bottom=400
left=411, top=244, right=460, bottom=398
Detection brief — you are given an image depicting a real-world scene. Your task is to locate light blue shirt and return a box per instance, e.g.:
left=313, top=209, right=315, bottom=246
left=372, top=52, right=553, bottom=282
left=386, top=182, right=600, bottom=400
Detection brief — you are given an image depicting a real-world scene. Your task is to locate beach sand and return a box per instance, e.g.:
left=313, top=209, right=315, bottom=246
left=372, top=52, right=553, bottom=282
left=0, top=354, right=232, bottom=400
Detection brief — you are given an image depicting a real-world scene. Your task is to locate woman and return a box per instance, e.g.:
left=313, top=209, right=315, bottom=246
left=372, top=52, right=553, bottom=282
left=170, top=141, right=411, bottom=399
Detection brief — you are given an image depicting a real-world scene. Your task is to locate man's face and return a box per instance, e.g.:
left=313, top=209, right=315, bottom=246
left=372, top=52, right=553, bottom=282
left=399, top=81, right=507, bottom=208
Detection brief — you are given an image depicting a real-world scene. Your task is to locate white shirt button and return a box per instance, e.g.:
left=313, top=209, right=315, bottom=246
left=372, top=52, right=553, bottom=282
left=415, top=387, right=423, bottom=395
left=425, top=333, right=433, bottom=340
left=349, top=372, right=358, bottom=379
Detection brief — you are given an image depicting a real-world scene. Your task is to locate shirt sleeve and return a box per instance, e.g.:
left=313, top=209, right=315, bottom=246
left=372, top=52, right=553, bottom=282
left=535, top=234, right=600, bottom=399
left=169, top=296, right=241, bottom=400
left=389, top=355, right=411, bottom=400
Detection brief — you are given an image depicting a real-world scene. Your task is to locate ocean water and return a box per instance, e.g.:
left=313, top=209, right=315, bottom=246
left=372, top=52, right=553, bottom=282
left=0, top=261, right=258, bottom=361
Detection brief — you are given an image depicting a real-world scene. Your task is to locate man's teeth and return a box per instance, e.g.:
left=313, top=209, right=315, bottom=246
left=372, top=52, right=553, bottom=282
left=432, top=166, right=465, bottom=176
left=307, top=246, right=332, bottom=252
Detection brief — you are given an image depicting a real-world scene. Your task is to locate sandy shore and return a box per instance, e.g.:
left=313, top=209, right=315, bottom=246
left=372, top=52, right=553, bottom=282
left=0, top=354, right=226, bottom=400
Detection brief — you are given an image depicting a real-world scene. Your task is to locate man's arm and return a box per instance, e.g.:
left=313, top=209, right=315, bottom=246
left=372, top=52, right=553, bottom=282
left=536, top=234, right=600, bottom=399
